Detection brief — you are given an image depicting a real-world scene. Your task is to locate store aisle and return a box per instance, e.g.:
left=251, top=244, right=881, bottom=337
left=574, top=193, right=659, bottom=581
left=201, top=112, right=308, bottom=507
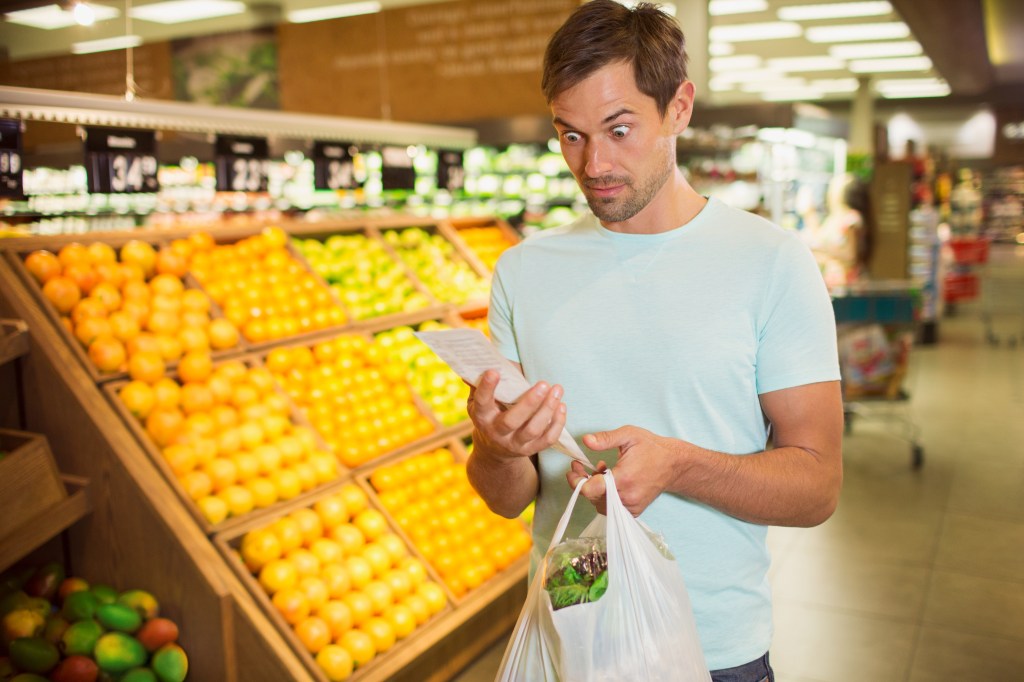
left=451, top=307, right=1024, bottom=682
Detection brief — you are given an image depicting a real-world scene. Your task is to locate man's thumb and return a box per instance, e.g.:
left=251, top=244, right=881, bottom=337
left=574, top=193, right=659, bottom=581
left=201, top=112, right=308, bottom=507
left=583, top=428, right=625, bottom=452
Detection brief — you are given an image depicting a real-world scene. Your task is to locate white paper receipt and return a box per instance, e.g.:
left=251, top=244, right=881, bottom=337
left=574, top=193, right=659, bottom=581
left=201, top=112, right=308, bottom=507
left=414, top=328, right=593, bottom=470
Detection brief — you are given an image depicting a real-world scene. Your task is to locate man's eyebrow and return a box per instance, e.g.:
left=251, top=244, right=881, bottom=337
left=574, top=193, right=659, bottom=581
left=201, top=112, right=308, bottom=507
left=552, top=108, right=636, bottom=129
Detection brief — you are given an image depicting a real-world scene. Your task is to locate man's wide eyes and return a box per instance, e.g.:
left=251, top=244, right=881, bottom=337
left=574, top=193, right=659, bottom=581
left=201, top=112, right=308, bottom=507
left=562, top=132, right=581, bottom=143
left=611, top=125, right=629, bottom=138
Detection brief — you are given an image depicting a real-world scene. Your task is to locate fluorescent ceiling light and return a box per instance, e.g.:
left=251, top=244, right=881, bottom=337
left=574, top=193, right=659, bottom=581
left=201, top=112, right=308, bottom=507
left=710, top=55, right=762, bottom=71
left=809, top=78, right=860, bottom=92
left=805, top=22, right=910, bottom=42
left=741, top=78, right=808, bottom=92
left=3, top=4, right=119, bottom=29
left=130, top=0, right=246, bottom=24
left=876, top=78, right=950, bottom=98
left=767, top=56, right=846, bottom=72
left=777, top=1, right=892, bottom=21
left=829, top=40, right=922, bottom=59
left=709, top=22, right=802, bottom=42
left=708, top=42, right=736, bottom=56
left=72, top=2, right=95, bottom=26
left=709, top=0, right=768, bottom=16
left=287, top=2, right=382, bottom=23
left=72, top=35, right=144, bottom=54
left=848, top=56, right=933, bottom=73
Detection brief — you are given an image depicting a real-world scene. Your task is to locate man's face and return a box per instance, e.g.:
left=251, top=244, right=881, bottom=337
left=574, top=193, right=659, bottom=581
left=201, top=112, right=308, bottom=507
left=551, top=61, right=679, bottom=227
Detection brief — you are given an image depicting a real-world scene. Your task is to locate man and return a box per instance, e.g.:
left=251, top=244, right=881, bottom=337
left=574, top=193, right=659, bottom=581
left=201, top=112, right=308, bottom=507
left=466, top=1, right=843, bottom=680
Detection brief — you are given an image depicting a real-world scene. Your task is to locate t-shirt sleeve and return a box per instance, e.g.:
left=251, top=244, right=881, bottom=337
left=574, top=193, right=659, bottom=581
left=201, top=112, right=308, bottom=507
left=488, top=248, right=521, bottom=364
left=755, top=236, right=841, bottom=394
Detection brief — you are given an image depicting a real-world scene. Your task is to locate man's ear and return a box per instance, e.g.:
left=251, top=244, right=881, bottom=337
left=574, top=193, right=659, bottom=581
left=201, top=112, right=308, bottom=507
left=668, top=80, right=696, bottom=135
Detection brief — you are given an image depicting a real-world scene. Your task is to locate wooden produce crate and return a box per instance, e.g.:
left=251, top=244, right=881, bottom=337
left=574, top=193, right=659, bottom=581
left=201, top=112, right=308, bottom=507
left=0, top=318, right=30, bottom=366
left=0, top=475, right=91, bottom=573
left=358, top=440, right=532, bottom=606
left=3, top=238, right=249, bottom=385
left=370, top=224, right=492, bottom=317
left=288, top=225, right=449, bottom=335
left=439, top=216, right=520, bottom=278
left=103, top=353, right=345, bottom=537
left=213, top=476, right=458, bottom=682
left=185, top=228, right=354, bottom=355
left=0, top=429, right=68, bottom=534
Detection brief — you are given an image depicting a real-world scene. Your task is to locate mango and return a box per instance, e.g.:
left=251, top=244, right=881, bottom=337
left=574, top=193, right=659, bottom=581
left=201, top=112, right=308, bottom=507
left=60, top=619, right=104, bottom=657
left=10, top=674, right=49, bottom=682
left=96, top=603, right=142, bottom=634
left=93, top=632, right=146, bottom=674
left=151, top=643, right=188, bottom=682
left=42, top=614, right=70, bottom=644
left=49, top=654, right=100, bottom=682
left=61, top=591, right=99, bottom=622
left=0, top=591, right=31, bottom=617
left=8, top=636, right=59, bottom=674
left=136, top=618, right=178, bottom=652
left=2, top=609, right=45, bottom=644
left=121, top=668, right=158, bottom=682
left=89, top=585, right=118, bottom=606
left=117, top=590, right=159, bottom=620
left=0, top=567, right=33, bottom=596
left=23, top=563, right=64, bottom=602
left=57, top=578, right=90, bottom=602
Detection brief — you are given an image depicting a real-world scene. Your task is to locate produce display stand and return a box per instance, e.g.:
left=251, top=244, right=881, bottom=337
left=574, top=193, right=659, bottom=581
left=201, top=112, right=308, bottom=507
left=0, top=213, right=525, bottom=682
left=979, top=242, right=1024, bottom=347
left=832, top=280, right=924, bottom=469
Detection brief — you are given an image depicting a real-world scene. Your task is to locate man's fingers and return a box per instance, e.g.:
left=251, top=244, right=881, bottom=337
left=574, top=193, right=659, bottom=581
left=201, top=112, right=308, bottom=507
left=580, top=473, right=607, bottom=514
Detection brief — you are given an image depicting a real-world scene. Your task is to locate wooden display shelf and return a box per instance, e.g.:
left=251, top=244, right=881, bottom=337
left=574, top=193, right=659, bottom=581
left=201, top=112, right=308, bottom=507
left=439, top=216, right=520, bottom=279
left=0, top=318, right=30, bottom=366
left=0, top=474, right=91, bottom=573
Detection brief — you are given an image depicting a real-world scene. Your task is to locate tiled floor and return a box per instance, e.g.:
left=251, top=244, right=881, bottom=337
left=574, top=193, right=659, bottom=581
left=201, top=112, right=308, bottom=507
left=452, top=285, right=1024, bottom=681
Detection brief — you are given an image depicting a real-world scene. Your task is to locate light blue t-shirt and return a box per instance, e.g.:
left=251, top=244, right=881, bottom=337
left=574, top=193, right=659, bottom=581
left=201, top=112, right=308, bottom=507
left=488, top=197, right=840, bottom=670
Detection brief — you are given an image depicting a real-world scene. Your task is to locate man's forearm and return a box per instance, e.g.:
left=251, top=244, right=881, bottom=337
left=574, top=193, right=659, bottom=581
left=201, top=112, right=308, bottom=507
left=466, top=431, right=539, bottom=519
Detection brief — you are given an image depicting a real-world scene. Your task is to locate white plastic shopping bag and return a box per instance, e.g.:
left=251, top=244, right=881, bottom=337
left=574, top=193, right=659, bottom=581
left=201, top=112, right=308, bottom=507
left=497, top=471, right=710, bottom=682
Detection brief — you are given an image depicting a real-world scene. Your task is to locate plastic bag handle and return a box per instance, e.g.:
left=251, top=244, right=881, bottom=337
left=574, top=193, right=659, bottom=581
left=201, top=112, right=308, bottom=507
left=546, top=476, right=589, bottom=553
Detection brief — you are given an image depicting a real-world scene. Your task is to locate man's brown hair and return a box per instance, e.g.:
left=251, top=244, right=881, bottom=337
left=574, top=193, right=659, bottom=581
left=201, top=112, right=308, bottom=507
left=542, top=0, right=689, bottom=115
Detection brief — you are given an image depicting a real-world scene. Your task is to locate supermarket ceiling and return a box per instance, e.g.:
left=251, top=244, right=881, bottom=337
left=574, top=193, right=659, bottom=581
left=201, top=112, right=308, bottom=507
left=0, top=0, right=1022, bottom=107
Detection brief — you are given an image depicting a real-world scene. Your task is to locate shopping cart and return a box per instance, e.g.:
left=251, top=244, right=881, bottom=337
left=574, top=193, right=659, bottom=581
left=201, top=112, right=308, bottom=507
left=832, top=281, right=924, bottom=469
left=980, top=243, right=1024, bottom=347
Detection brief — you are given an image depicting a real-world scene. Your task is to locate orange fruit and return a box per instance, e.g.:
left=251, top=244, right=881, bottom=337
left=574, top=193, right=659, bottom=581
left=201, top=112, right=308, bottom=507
left=314, top=496, right=349, bottom=531
left=360, top=616, right=395, bottom=654
left=208, top=318, right=239, bottom=350
left=270, top=517, right=304, bottom=554
left=180, top=288, right=210, bottom=313
left=320, top=564, right=352, bottom=600
left=240, top=528, right=283, bottom=573
left=402, top=593, right=431, bottom=626
left=317, top=600, right=353, bottom=639
left=295, top=616, right=331, bottom=654
left=259, top=558, right=298, bottom=594
left=155, top=334, right=184, bottom=362
left=152, top=377, right=182, bottom=410
left=178, top=326, right=209, bottom=353
left=90, top=281, right=122, bottom=313
left=353, top=509, right=388, bottom=542
left=24, top=250, right=62, bottom=284
left=87, top=335, right=126, bottom=373
left=362, top=580, right=393, bottom=615
left=87, top=241, right=117, bottom=265
left=75, top=316, right=113, bottom=347
left=43, top=276, right=82, bottom=314
left=149, top=273, right=184, bottom=297
left=316, top=644, right=354, bottom=682
left=120, top=240, right=157, bottom=277
left=382, top=569, right=413, bottom=602
left=62, top=263, right=99, bottom=294
left=341, top=592, right=373, bottom=629
left=70, top=296, right=109, bottom=326
left=338, top=484, right=368, bottom=516
left=155, top=247, right=188, bottom=277
left=271, top=587, right=310, bottom=625
left=330, top=525, right=365, bottom=556
left=309, top=538, right=344, bottom=567
left=219, top=484, right=255, bottom=517
left=416, top=582, right=447, bottom=615
left=178, top=350, right=213, bottom=383
left=163, top=443, right=197, bottom=477
left=204, top=457, right=238, bottom=492
left=338, top=628, right=375, bottom=669
left=146, top=310, right=180, bottom=337
left=270, top=470, right=302, bottom=501
left=197, top=495, right=229, bottom=524
left=361, top=544, right=391, bottom=578
left=128, top=351, right=166, bottom=384
left=245, top=477, right=278, bottom=509
left=119, top=380, right=156, bottom=419
left=382, top=604, right=416, bottom=640
left=286, top=548, right=321, bottom=578
left=297, top=576, right=330, bottom=613
left=180, top=470, right=213, bottom=501
left=180, top=382, right=215, bottom=415
left=107, top=310, right=141, bottom=343
left=344, top=556, right=373, bottom=590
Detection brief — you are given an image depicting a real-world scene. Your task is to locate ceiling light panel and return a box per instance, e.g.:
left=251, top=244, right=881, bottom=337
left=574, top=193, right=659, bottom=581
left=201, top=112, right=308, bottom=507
left=767, top=56, right=847, bottom=72
left=3, top=4, right=119, bottom=30
left=287, top=2, right=382, bottom=23
left=709, top=68, right=786, bottom=84
left=72, top=35, right=144, bottom=55
left=708, top=42, right=736, bottom=56
left=828, top=41, right=922, bottom=59
left=709, top=22, right=803, bottom=42
left=741, top=78, right=808, bottom=92
left=777, top=1, right=893, bottom=21
left=710, top=55, right=763, bottom=71
left=130, top=0, right=246, bottom=25
left=805, top=22, right=910, bottom=43
left=709, top=0, right=769, bottom=16
left=848, top=56, right=933, bottom=73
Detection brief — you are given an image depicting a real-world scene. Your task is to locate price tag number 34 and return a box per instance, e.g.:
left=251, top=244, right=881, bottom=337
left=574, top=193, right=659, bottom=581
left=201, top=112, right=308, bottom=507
left=111, top=154, right=156, bottom=192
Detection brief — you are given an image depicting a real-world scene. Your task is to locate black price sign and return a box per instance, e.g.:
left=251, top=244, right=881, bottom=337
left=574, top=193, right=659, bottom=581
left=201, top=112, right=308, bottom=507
left=0, top=119, right=23, bottom=199
left=84, top=127, right=159, bottom=194
left=380, top=145, right=417, bottom=191
left=313, top=141, right=361, bottom=191
left=437, top=149, right=465, bottom=193
left=215, top=135, right=269, bottom=192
